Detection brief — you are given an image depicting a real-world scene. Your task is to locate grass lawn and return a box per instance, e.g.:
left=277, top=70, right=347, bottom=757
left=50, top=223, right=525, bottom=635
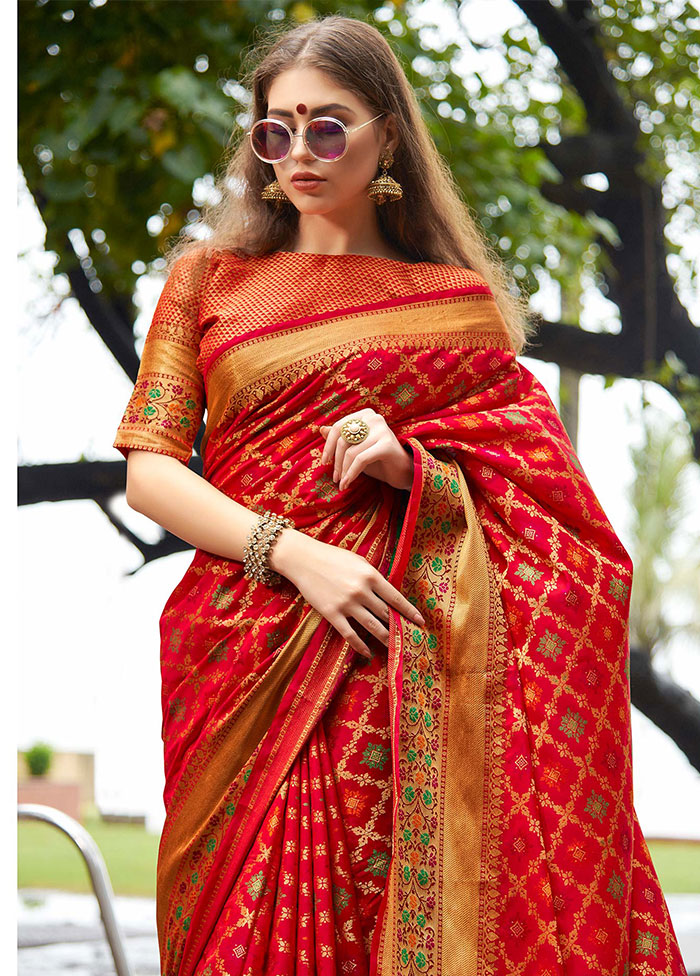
left=18, top=816, right=700, bottom=900
left=18, top=815, right=159, bottom=898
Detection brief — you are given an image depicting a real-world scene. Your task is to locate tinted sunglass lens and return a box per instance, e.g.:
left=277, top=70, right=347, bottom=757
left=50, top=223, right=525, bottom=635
left=306, top=119, right=347, bottom=160
left=251, top=121, right=289, bottom=161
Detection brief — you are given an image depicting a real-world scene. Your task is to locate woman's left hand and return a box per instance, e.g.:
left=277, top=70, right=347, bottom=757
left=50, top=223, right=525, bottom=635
left=319, top=408, right=414, bottom=493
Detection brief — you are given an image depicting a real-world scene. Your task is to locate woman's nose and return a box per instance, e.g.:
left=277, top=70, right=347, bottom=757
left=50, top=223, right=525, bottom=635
left=289, top=130, right=315, bottom=163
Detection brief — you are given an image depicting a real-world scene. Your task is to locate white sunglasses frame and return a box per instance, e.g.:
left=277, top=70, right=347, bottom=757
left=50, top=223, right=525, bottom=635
left=248, top=112, right=385, bottom=164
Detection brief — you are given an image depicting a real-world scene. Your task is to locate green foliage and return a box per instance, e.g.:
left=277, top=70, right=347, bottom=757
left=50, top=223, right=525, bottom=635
left=627, top=396, right=700, bottom=657
left=24, top=742, right=54, bottom=777
left=18, top=0, right=699, bottom=333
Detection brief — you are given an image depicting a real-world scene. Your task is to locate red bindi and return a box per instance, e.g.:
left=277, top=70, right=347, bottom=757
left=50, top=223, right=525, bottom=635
left=296, top=103, right=308, bottom=114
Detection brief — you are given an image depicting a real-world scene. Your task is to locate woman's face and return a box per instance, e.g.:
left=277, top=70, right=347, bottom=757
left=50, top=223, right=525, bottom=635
left=262, top=66, right=398, bottom=215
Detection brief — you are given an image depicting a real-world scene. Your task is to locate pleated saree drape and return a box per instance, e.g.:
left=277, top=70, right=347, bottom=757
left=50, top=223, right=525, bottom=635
left=113, top=248, right=687, bottom=976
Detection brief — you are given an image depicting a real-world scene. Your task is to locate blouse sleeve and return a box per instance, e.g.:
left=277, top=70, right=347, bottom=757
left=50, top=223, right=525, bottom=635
left=112, top=250, right=211, bottom=465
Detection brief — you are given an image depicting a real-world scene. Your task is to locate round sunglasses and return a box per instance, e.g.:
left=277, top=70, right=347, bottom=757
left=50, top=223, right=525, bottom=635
left=248, top=113, right=385, bottom=163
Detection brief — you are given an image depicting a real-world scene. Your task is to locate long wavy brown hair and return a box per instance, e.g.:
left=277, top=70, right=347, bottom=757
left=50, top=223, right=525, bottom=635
left=163, top=13, right=535, bottom=354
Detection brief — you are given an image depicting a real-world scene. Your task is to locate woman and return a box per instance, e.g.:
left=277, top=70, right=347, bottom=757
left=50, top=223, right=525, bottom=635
left=113, top=14, right=687, bottom=976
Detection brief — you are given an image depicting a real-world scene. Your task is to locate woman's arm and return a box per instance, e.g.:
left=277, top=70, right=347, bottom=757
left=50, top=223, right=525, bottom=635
left=125, top=448, right=299, bottom=575
left=124, top=449, right=425, bottom=658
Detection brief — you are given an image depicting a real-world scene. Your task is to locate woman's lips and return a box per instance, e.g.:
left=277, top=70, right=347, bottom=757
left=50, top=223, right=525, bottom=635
left=291, top=177, right=326, bottom=191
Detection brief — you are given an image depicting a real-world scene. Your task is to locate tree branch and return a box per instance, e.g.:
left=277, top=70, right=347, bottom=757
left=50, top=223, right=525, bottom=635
left=630, top=646, right=700, bottom=774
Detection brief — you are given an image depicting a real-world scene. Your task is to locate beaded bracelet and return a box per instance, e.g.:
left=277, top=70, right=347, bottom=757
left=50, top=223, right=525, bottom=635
left=242, top=509, right=294, bottom=586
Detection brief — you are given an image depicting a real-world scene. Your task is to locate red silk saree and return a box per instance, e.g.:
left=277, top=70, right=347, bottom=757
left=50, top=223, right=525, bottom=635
left=113, top=249, right=687, bottom=976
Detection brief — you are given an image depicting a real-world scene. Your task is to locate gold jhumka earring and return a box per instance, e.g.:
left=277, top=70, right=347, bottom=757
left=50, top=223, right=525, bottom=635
left=260, top=147, right=403, bottom=205
left=366, top=147, right=403, bottom=205
left=260, top=178, right=289, bottom=204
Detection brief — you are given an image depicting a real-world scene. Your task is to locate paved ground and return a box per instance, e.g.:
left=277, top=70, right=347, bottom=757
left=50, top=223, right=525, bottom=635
left=17, top=888, right=700, bottom=975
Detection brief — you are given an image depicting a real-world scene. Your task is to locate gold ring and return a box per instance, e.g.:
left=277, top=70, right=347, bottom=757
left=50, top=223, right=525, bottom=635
left=340, top=417, right=370, bottom=444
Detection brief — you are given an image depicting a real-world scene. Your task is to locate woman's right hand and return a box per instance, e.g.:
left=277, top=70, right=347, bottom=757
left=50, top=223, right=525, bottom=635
left=270, top=529, right=426, bottom=659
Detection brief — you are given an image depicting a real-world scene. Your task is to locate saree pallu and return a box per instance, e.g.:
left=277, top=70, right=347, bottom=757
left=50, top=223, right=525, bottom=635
left=113, top=249, right=687, bottom=975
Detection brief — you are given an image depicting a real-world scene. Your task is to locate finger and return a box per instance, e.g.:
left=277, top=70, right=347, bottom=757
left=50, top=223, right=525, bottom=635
left=319, top=425, right=332, bottom=463
left=373, top=576, right=426, bottom=625
left=322, top=424, right=344, bottom=470
left=326, top=411, right=374, bottom=476
left=333, top=436, right=352, bottom=483
left=365, top=591, right=391, bottom=625
left=339, top=440, right=382, bottom=489
left=352, top=606, right=390, bottom=646
left=332, top=615, right=372, bottom=659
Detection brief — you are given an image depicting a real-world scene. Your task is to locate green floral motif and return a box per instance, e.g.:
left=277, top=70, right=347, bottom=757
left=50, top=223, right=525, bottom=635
left=243, top=766, right=252, bottom=783
left=143, top=403, right=157, bottom=418
left=433, top=473, right=444, bottom=490
left=415, top=950, right=428, bottom=969
left=208, top=641, right=228, bottom=663
left=180, top=416, right=191, bottom=428
left=404, top=785, right=416, bottom=802
left=210, top=584, right=234, bottom=610
left=425, top=674, right=434, bottom=688
left=190, top=871, right=198, bottom=884
left=206, top=836, right=216, bottom=853
left=537, top=628, right=566, bottom=660
left=430, top=555, right=444, bottom=573
left=416, top=913, right=427, bottom=928
left=169, top=697, right=186, bottom=722
left=360, top=742, right=389, bottom=770
left=607, top=870, right=624, bottom=903
left=503, top=410, right=528, bottom=425
left=168, top=628, right=183, bottom=654
left=148, top=386, right=164, bottom=400
left=559, top=707, right=587, bottom=742
left=333, top=884, right=350, bottom=913
left=421, top=516, right=434, bottom=530
left=175, top=904, right=183, bottom=919
left=584, top=790, right=609, bottom=822
left=393, top=382, right=418, bottom=407
left=417, top=868, right=429, bottom=886
left=449, top=478, right=460, bottom=496
left=185, top=398, right=196, bottom=410
left=635, top=930, right=659, bottom=957
left=407, top=747, right=418, bottom=761
left=226, top=801, right=236, bottom=816
left=367, top=848, right=390, bottom=878
left=410, top=553, right=424, bottom=570
left=247, top=869, right=268, bottom=901
left=182, top=916, right=191, bottom=931
left=266, top=628, right=287, bottom=652
left=608, top=577, right=630, bottom=603
left=422, top=789, right=434, bottom=806
left=516, top=562, right=544, bottom=584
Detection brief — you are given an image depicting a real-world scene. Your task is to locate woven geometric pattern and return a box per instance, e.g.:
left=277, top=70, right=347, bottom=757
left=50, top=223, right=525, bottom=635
left=112, top=249, right=491, bottom=465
